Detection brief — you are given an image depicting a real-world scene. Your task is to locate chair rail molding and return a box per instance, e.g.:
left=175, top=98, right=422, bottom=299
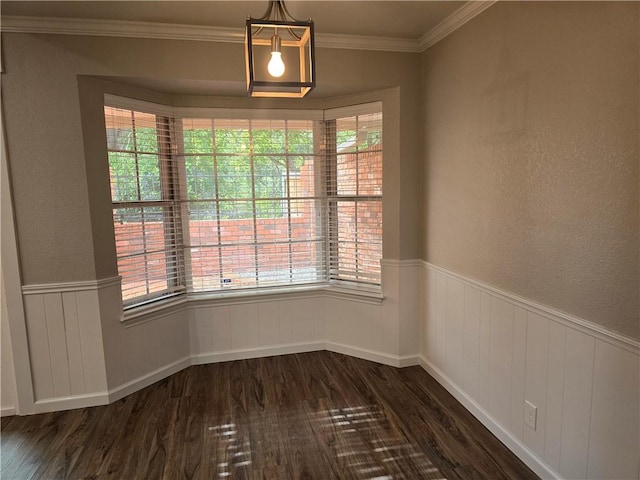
left=420, top=262, right=639, bottom=480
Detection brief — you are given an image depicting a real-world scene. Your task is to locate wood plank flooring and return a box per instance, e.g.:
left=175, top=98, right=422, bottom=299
left=1, top=351, right=539, bottom=479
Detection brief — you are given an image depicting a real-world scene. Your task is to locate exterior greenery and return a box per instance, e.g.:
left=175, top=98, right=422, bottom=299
left=108, top=123, right=316, bottom=220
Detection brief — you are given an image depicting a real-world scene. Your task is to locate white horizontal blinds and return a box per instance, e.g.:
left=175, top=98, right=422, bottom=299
left=105, top=106, right=185, bottom=307
left=177, top=117, right=325, bottom=292
left=326, top=107, right=383, bottom=286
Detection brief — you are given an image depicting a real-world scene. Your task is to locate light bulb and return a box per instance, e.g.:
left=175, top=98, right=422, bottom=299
left=267, top=34, right=285, bottom=78
left=268, top=51, right=285, bottom=77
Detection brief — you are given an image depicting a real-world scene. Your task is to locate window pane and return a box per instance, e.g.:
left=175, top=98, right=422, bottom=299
left=355, top=200, right=382, bottom=280
left=218, top=199, right=254, bottom=221
left=113, top=206, right=165, bottom=255
left=254, top=155, right=285, bottom=200
left=189, top=204, right=216, bottom=224
left=109, top=152, right=138, bottom=202
left=287, top=122, right=315, bottom=154
left=336, top=116, right=357, bottom=153
left=330, top=108, right=383, bottom=286
left=189, top=246, right=222, bottom=291
left=290, top=199, right=321, bottom=240
left=182, top=119, right=213, bottom=154
left=334, top=200, right=382, bottom=282
left=256, top=244, right=292, bottom=286
left=106, top=104, right=185, bottom=308
left=219, top=245, right=257, bottom=288
left=214, top=121, right=250, bottom=154
left=293, top=156, right=316, bottom=197
left=357, top=149, right=382, bottom=196
left=133, top=112, right=159, bottom=153
left=112, top=206, right=175, bottom=301
left=253, top=121, right=286, bottom=154
left=337, top=153, right=357, bottom=196
left=108, top=153, right=161, bottom=202
left=217, top=156, right=252, bottom=201
left=105, top=107, right=134, bottom=151
left=137, top=154, right=162, bottom=201
left=184, top=155, right=217, bottom=200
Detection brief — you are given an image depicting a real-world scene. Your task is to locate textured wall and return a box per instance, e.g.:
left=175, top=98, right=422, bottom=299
left=2, top=34, right=423, bottom=286
left=422, top=2, right=639, bottom=339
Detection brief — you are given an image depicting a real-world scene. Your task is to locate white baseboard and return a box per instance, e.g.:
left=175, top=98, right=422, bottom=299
left=191, top=342, right=325, bottom=364
left=25, top=357, right=191, bottom=414
left=419, top=356, right=560, bottom=480
left=108, top=356, right=191, bottom=403
left=33, top=391, right=109, bottom=414
left=397, top=354, right=422, bottom=367
left=1, top=406, right=16, bottom=417
left=16, top=343, right=421, bottom=415
left=192, top=341, right=421, bottom=369
left=326, top=341, right=420, bottom=368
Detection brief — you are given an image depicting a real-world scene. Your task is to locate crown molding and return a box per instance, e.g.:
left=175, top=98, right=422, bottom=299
left=0, top=16, right=246, bottom=43
left=0, top=15, right=419, bottom=52
left=1, top=2, right=496, bottom=53
left=419, top=0, right=497, bottom=51
left=319, top=32, right=421, bottom=53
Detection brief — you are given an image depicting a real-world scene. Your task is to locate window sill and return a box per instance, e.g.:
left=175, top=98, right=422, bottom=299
left=121, top=295, right=188, bottom=326
left=121, top=283, right=383, bottom=325
left=187, top=283, right=383, bottom=308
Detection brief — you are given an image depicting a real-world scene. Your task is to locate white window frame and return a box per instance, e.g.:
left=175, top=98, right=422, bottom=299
left=104, top=95, right=383, bottom=314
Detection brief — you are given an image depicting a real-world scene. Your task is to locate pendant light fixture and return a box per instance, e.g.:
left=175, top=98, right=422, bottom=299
left=245, top=0, right=316, bottom=98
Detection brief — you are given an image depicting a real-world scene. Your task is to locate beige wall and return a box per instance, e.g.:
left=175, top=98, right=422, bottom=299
left=1, top=33, right=423, bottom=286
left=422, top=2, right=639, bottom=339
left=3, top=1, right=638, bottom=341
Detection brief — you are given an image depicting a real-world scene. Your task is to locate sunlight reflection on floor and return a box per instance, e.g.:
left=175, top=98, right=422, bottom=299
left=316, top=404, right=447, bottom=479
left=205, top=404, right=449, bottom=479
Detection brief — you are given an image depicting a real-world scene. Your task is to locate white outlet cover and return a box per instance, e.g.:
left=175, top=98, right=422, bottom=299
left=524, top=400, right=537, bottom=430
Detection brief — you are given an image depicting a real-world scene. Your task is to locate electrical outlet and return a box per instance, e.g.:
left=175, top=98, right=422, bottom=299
left=524, top=400, right=537, bottom=430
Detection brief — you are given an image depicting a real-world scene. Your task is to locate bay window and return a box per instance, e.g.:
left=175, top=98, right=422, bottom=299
left=104, top=96, right=382, bottom=309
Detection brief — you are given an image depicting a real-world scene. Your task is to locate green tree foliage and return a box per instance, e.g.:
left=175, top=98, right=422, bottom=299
left=108, top=122, right=314, bottom=221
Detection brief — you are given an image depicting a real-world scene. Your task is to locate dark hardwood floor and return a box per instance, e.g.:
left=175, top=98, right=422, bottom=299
left=1, top=351, right=538, bottom=479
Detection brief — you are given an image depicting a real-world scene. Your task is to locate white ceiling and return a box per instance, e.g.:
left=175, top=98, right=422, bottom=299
left=1, top=1, right=466, bottom=40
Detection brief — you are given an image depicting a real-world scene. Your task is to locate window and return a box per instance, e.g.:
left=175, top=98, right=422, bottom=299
left=105, top=106, right=185, bottom=306
left=325, top=106, right=383, bottom=285
left=178, top=118, right=324, bottom=292
left=105, top=98, right=382, bottom=309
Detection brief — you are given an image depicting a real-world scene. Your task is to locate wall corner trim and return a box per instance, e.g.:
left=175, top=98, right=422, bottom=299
left=419, top=1, right=497, bottom=51
left=423, top=262, right=640, bottom=354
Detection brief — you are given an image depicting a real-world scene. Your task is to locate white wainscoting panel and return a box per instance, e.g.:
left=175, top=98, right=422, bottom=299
left=326, top=297, right=385, bottom=355
left=188, top=261, right=420, bottom=369
left=22, top=284, right=109, bottom=412
left=189, top=295, right=326, bottom=364
left=1, top=276, right=17, bottom=416
left=97, top=280, right=190, bottom=394
left=587, top=340, right=640, bottom=479
left=396, top=260, right=421, bottom=360
left=13, top=261, right=420, bottom=413
left=421, top=263, right=640, bottom=480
